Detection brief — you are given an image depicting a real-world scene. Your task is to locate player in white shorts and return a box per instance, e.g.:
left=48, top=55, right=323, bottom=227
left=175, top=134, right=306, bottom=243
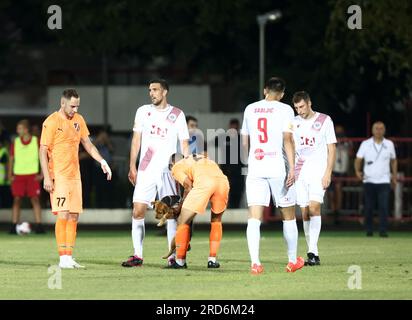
left=241, top=77, right=304, bottom=275
left=121, top=79, right=189, bottom=268
left=291, top=91, right=336, bottom=266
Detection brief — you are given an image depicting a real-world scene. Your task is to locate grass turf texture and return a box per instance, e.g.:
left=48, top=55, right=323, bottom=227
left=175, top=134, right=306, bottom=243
left=0, top=229, right=411, bottom=299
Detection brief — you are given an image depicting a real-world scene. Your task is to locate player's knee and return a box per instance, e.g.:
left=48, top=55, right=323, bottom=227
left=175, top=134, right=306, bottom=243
left=210, top=212, right=223, bottom=222
left=308, top=204, right=321, bottom=216
left=132, top=207, right=146, bottom=219
left=68, top=214, right=79, bottom=222
left=13, top=197, right=22, bottom=204
left=30, top=197, right=40, bottom=204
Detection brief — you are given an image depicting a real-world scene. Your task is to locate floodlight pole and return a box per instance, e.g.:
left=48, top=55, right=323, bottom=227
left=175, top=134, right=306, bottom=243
left=257, top=10, right=282, bottom=99
left=258, top=20, right=265, bottom=99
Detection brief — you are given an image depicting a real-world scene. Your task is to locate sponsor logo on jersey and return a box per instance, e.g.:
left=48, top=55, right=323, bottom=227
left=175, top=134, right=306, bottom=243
left=254, top=148, right=265, bottom=160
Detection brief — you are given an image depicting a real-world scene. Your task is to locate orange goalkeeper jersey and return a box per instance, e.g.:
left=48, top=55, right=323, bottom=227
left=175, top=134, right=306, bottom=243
left=171, top=154, right=227, bottom=185
left=40, top=112, right=90, bottom=180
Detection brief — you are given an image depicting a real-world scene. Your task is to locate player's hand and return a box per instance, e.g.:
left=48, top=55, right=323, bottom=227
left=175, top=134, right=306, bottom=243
left=285, top=171, right=295, bottom=188
left=8, top=174, right=14, bottom=183
left=128, top=167, right=137, bottom=186
left=355, top=171, right=363, bottom=181
left=322, top=174, right=331, bottom=190
left=35, top=173, right=43, bottom=181
left=43, top=176, right=54, bottom=193
left=100, top=159, right=112, bottom=181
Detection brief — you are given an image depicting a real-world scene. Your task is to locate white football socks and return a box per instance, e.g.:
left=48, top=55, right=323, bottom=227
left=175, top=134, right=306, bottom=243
left=303, top=220, right=310, bottom=250
left=283, top=219, right=298, bottom=264
left=132, top=218, right=145, bottom=258
left=59, top=255, right=69, bottom=265
left=309, top=216, right=321, bottom=256
left=247, top=218, right=261, bottom=266
left=167, top=218, right=177, bottom=252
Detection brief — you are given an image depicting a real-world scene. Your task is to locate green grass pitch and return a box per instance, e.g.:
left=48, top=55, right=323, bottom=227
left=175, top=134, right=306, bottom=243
left=0, top=229, right=411, bottom=299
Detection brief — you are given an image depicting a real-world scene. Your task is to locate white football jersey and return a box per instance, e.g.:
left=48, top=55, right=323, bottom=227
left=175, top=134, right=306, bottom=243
left=292, top=111, right=337, bottom=180
left=241, top=99, right=294, bottom=178
left=133, top=104, right=189, bottom=173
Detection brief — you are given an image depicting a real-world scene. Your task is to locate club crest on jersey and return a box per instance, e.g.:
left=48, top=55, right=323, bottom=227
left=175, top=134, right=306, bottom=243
left=167, top=113, right=177, bottom=122
left=74, top=123, right=80, bottom=132
left=313, top=121, right=322, bottom=130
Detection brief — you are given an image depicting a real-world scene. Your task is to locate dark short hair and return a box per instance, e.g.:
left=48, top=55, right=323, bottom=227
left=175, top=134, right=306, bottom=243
left=229, top=118, right=240, bottom=126
left=292, top=91, right=311, bottom=104
left=264, top=77, right=285, bottom=93
left=169, top=153, right=184, bottom=170
left=149, top=79, right=169, bottom=91
left=62, top=88, right=79, bottom=100
left=186, top=115, right=198, bottom=124
left=17, top=119, right=30, bottom=129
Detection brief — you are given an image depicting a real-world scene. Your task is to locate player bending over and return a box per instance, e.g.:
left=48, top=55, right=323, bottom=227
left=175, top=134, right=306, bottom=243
left=168, top=153, right=230, bottom=269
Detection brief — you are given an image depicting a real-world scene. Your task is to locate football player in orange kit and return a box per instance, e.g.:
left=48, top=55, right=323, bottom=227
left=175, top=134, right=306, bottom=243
left=168, top=153, right=230, bottom=269
left=39, top=88, right=112, bottom=269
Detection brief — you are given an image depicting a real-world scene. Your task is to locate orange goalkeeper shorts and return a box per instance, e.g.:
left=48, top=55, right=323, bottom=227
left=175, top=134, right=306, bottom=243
left=182, top=176, right=230, bottom=214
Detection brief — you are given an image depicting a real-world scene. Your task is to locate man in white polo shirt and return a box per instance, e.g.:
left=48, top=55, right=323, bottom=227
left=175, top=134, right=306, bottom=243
left=354, top=121, right=397, bottom=237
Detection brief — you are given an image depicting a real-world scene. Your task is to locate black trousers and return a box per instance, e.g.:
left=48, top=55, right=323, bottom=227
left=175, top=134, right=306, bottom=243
left=363, top=183, right=391, bottom=233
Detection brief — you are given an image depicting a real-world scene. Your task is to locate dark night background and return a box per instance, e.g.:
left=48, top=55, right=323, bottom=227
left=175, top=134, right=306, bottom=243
left=0, top=0, right=411, bottom=136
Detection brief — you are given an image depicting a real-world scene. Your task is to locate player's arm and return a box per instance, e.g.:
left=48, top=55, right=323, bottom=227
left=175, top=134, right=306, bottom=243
left=171, top=161, right=192, bottom=191
left=128, top=131, right=141, bottom=186
left=283, top=132, right=295, bottom=187
left=39, top=144, right=54, bottom=193
left=81, top=136, right=112, bottom=180
left=7, top=145, right=14, bottom=182
left=390, top=158, right=398, bottom=188
left=180, top=139, right=189, bottom=157
left=322, top=143, right=336, bottom=189
left=354, top=157, right=363, bottom=180
left=241, top=133, right=249, bottom=163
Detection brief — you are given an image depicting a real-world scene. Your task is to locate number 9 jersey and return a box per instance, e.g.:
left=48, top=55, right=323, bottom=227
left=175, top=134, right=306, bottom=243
left=241, top=100, right=294, bottom=178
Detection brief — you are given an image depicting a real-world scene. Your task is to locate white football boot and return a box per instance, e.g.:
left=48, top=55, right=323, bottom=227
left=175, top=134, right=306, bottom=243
left=67, top=256, right=85, bottom=269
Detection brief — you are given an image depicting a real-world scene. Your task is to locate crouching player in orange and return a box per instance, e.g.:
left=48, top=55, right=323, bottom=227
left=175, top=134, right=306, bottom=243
left=168, top=153, right=230, bottom=269
left=39, top=88, right=112, bottom=269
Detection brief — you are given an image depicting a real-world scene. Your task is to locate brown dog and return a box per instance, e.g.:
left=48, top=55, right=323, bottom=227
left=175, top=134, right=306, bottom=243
left=151, top=195, right=182, bottom=258
left=151, top=200, right=178, bottom=227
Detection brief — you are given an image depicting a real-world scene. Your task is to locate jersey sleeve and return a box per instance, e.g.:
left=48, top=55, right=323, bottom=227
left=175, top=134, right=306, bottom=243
left=133, top=107, right=144, bottom=133
left=177, top=112, right=190, bottom=141
left=40, top=116, right=57, bottom=147
left=356, top=141, right=366, bottom=159
left=171, top=160, right=191, bottom=186
left=389, top=141, right=397, bottom=159
left=79, top=116, right=90, bottom=139
left=240, top=109, right=249, bottom=136
left=282, top=106, right=295, bottom=133
left=325, top=117, right=337, bottom=144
